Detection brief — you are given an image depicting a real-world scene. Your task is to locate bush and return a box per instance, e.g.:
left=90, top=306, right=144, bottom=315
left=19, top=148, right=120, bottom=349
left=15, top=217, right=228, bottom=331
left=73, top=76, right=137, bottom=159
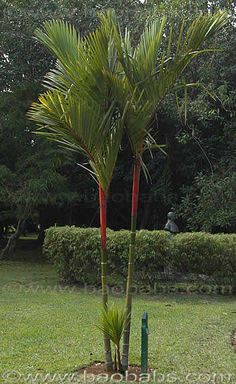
left=173, top=232, right=236, bottom=285
left=44, top=227, right=236, bottom=286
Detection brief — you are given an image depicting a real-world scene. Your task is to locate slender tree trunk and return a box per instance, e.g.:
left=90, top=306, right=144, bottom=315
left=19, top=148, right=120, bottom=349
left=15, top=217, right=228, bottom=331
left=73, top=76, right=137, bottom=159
left=121, top=158, right=141, bottom=371
left=0, top=219, right=24, bottom=260
left=99, top=184, right=113, bottom=371
left=117, top=345, right=122, bottom=373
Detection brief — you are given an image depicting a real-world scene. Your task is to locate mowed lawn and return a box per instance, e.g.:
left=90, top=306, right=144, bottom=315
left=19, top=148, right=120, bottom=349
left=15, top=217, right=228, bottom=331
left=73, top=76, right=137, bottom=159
left=0, top=257, right=236, bottom=382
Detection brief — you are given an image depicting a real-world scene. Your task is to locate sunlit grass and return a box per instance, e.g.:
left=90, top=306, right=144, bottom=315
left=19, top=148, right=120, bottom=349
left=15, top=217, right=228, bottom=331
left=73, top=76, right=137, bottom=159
left=0, top=257, right=235, bottom=381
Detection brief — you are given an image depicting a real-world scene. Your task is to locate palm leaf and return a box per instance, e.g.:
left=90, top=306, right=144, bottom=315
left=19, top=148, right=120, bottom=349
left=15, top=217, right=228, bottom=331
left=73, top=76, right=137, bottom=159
left=97, top=306, right=127, bottom=347
left=29, top=13, right=129, bottom=192
left=28, top=91, right=123, bottom=192
left=107, top=11, right=228, bottom=158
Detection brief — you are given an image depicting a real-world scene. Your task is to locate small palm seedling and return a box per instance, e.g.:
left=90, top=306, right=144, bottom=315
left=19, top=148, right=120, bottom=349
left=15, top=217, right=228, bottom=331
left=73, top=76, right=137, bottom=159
left=97, top=306, right=127, bottom=372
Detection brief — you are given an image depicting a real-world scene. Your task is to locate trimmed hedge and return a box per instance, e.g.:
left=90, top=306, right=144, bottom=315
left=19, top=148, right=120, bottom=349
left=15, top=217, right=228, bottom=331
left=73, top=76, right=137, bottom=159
left=44, top=227, right=236, bottom=285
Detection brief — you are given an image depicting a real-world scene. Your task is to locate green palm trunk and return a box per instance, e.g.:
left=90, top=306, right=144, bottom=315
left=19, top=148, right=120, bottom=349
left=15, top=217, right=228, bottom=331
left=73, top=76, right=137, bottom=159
left=101, top=246, right=113, bottom=370
left=122, top=159, right=141, bottom=370
left=99, top=184, right=113, bottom=370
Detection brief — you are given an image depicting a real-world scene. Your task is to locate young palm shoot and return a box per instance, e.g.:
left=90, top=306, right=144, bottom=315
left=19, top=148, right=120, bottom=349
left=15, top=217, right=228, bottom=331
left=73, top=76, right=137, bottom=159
left=97, top=306, right=127, bottom=372
left=106, top=11, right=228, bottom=370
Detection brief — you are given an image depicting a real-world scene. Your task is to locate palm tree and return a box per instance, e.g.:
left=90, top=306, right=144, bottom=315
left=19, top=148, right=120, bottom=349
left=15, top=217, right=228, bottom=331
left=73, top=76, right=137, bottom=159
left=28, top=11, right=228, bottom=373
left=28, top=16, right=125, bottom=371
left=106, top=11, right=228, bottom=370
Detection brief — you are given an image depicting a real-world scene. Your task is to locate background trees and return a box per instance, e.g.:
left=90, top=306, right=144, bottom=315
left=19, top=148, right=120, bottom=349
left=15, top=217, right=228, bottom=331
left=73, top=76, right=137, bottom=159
left=0, top=0, right=235, bottom=237
left=0, top=85, right=76, bottom=257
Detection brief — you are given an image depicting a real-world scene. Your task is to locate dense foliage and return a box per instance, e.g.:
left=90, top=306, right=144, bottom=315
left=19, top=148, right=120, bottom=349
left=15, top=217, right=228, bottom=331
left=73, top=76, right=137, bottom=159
left=0, top=0, right=235, bottom=236
left=44, top=226, right=236, bottom=286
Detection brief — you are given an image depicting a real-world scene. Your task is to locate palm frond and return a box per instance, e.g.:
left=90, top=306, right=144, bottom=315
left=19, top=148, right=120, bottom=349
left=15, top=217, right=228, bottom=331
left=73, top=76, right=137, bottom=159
left=97, top=306, right=127, bottom=347
left=29, top=13, right=129, bottom=192
left=35, top=19, right=80, bottom=69
left=107, top=10, right=228, bottom=157
left=28, top=90, right=123, bottom=192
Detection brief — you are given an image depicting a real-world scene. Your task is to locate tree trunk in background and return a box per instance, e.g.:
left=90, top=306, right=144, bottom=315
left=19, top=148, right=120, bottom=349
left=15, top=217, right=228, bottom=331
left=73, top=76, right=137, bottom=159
left=140, top=192, right=153, bottom=229
left=0, top=219, right=24, bottom=259
left=122, top=159, right=141, bottom=371
left=99, top=184, right=113, bottom=371
left=37, top=227, right=45, bottom=245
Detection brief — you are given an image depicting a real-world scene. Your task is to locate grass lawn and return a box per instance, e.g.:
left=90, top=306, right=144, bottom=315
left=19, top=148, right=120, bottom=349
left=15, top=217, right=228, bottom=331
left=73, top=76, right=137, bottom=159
left=0, top=255, right=235, bottom=383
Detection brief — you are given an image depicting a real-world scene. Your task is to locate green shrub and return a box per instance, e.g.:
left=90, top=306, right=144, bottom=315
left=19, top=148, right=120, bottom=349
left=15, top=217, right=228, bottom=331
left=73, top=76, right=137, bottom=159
left=173, top=233, right=236, bottom=283
left=44, top=227, right=236, bottom=286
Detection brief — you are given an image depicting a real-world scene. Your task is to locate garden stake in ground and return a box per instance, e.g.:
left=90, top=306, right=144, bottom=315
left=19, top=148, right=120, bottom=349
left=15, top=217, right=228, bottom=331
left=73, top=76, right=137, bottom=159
left=141, top=312, right=149, bottom=374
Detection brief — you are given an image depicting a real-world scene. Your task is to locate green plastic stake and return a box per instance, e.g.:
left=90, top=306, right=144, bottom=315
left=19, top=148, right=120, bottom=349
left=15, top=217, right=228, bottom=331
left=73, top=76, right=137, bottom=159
left=141, top=311, right=149, bottom=373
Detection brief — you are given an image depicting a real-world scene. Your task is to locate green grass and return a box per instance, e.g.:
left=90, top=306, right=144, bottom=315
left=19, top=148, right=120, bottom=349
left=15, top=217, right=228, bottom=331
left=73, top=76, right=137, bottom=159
left=0, top=256, right=236, bottom=383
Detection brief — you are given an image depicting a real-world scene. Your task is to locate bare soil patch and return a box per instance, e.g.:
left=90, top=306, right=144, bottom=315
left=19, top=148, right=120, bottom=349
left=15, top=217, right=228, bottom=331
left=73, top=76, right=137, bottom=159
left=79, top=362, right=153, bottom=381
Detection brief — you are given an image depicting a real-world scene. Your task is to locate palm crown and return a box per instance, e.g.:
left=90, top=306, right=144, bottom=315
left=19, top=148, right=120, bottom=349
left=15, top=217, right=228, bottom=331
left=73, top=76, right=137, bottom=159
left=28, top=15, right=125, bottom=192
left=105, top=11, right=228, bottom=161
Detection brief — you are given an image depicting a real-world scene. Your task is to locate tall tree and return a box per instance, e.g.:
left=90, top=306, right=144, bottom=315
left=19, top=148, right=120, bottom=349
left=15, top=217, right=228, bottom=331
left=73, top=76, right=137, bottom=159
left=28, top=15, right=125, bottom=370
left=106, top=10, right=228, bottom=369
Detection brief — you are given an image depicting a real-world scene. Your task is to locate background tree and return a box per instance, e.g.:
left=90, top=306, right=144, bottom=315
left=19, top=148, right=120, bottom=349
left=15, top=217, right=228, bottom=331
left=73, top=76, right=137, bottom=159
left=177, top=173, right=236, bottom=232
left=146, top=0, right=236, bottom=231
left=0, top=84, right=78, bottom=257
left=0, top=143, right=74, bottom=258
